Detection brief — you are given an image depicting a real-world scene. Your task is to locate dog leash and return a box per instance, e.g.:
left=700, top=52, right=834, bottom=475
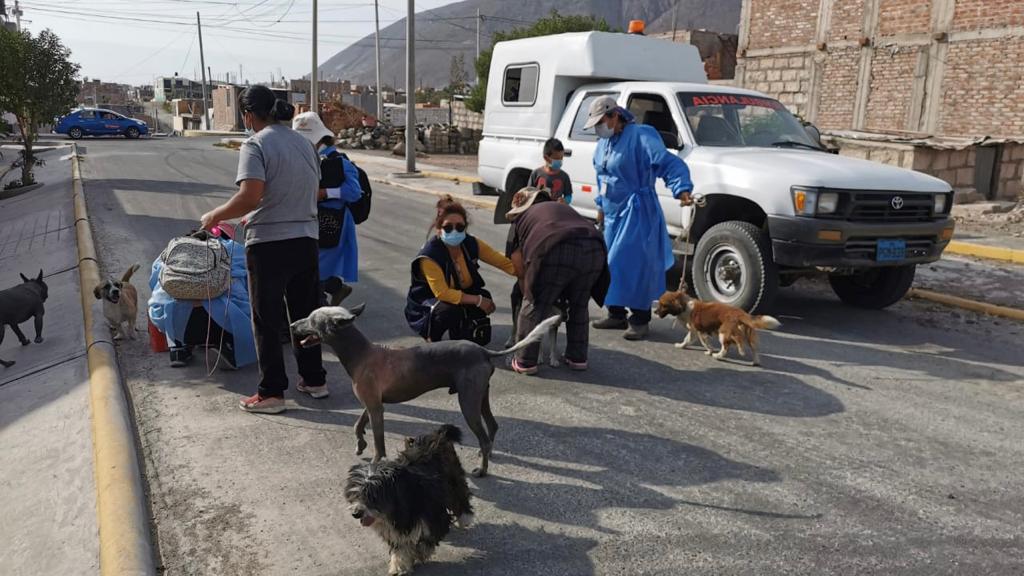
left=676, top=194, right=706, bottom=294
left=197, top=222, right=239, bottom=377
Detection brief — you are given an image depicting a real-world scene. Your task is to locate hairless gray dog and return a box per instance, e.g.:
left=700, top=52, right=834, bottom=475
left=291, top=305, right=561, bottom=477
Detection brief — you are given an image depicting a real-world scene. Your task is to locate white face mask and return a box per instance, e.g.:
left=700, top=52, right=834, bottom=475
left=595, top=123, right=614, bottom=139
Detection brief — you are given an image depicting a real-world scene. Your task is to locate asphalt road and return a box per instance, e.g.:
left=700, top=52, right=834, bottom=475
left=79, top=137, right=1024, bottom=576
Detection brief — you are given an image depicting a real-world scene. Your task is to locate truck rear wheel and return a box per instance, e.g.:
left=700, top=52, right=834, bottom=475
left=692, top=221, right=778, bottom=313
left=829, top=265, right=916, bottom=309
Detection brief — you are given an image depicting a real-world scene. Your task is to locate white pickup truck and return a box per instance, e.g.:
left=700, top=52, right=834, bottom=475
left=478, top=30, right=955, bottom=312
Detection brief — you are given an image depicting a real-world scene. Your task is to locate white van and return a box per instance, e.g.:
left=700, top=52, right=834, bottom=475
left=478, top=30, right=955, bottom=312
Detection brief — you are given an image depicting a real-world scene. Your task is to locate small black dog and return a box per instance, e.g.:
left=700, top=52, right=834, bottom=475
left=0, top=270, right=49, bottom=368
left=345, top=424, right=473, bottom=576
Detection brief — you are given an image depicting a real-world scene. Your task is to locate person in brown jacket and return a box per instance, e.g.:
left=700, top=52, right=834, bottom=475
left=505, top=187, right=610, bottom=374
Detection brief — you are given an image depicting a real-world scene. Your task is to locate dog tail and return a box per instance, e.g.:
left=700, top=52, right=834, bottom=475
left=746, top=315, right=782, bottom=331
left=121, top=263, right=141, bottom=283
left=485, top=314, right=562, bottom=357
left=437, top=424, right=463, bottom=444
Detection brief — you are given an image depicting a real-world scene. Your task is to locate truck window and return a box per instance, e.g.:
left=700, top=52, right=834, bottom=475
left=569, top=92, right=620, bottom=142
left=678, top=92, right=818, bottom=149
left=502, top=64, right=539, bottom=106
left=628, top=93, right=680, bottom=149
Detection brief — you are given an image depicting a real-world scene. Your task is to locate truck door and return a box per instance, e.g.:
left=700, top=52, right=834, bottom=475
left=559, top=90, right=619, bottom=220
left=626, top=92, right=689, bottom=237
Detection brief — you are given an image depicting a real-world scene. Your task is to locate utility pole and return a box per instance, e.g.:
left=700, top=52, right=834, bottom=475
left=374, top=0, right=383, bottom=120
left=476, top=8, right=481, bottom=60
left=671, top=0, right=679, bottom=42
left=197, top=12, right=211, bottom=130
left=403, top=0, right=417, bottom=174
left=13, top=0, right=22, bottom=31
left=311, top=0, right=319, bottom=113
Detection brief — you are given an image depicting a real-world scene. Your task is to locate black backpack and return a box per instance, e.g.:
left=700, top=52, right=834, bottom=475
left=338, top=152, right=372, bottom=225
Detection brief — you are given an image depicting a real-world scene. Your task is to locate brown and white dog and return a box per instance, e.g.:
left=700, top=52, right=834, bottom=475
left=653, top=291, right=781, bottom=366
left=94, top=264, right=140, bottom=341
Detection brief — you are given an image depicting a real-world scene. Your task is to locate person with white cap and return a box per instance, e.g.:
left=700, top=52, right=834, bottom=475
left=292, top=111, right=361, bottom=307
left=583, top=95, right=694, bottom=340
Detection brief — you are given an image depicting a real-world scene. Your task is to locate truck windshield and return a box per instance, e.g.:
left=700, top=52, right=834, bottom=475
left=678, top=92, right=821, bottom=149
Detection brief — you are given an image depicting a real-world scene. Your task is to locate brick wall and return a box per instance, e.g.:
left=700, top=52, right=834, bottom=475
left=877, top=0, right=932, bottom=36
left=953, top=0, right=1024, bottom=30
left=828, top=0, right=866, bottom=41
left=817, top=48, right=861, bottom=130
left=739, top=0, right=1024, bottom=140
left=940, top=37, right=1024, bottom=137
left=864, top=47, right=919, bottom=131
left=741, top=54, right=814, bottom=117
left=451, top=100, right=483, bottom=131
left=747, top=0, right=820, bottom=49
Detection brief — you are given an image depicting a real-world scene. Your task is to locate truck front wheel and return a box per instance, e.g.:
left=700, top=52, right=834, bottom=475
left=829, top=265, right=916, bottom=309
left=692, top=221, right=778, bottom=313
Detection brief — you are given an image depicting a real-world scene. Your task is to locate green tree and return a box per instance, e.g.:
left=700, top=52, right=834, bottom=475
left=0, top=28, right=80, bottom=187
left=465, top=10, right=612, bottom=113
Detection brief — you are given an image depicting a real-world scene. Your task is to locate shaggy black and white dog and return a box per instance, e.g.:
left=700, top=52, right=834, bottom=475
left=345, top=424, right=473, bottom=575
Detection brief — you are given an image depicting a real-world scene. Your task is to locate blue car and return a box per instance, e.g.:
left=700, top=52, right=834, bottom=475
left=54, top=108, right=149, bottom=140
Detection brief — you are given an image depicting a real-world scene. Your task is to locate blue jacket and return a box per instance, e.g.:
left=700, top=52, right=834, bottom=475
left=594, top=122, right=693, bottom=309
left=318, top=146, right=361, bottom=283
left=147, top=239, right=257, bottom=368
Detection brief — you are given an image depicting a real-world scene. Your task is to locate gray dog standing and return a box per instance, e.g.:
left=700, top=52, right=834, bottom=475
left=291, top=304, right=561, bottom=477
left=0, top=270, right=49, bottom=368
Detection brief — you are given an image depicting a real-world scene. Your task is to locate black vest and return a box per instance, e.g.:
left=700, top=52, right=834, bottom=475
left=404, top=236, right=487, bottom=337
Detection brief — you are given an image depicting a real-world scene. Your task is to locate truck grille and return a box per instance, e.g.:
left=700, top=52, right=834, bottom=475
left=844, top=191, right=935, bottom=223
left=844, top=237, right=935, bottom=261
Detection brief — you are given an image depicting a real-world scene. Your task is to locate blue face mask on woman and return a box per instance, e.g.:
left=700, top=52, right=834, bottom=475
left=441, top=229, right=466, bottom=246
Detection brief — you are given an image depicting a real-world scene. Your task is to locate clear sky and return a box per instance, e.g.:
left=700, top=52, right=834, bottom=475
left=14, top=0, right=460, bottom=87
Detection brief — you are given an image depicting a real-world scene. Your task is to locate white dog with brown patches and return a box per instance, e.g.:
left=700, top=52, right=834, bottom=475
left=94, top=264, right=140, bottom=340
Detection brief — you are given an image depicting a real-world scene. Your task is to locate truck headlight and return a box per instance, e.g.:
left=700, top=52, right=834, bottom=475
left=817, top=192, right=839, bottom=214
left=934, top=193, right=948, bottom=214
left=792, top=187, right=839, bottom=216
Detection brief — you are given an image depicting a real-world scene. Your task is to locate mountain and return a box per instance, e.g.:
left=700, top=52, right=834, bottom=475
left=317, top=0, right=741, bottom=89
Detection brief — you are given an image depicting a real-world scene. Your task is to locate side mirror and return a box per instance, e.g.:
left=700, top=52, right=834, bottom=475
left=804, top=123, right=822, bottom=146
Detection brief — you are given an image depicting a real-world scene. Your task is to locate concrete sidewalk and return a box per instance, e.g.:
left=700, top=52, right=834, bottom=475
left=0, top=151, right=99, bottom=574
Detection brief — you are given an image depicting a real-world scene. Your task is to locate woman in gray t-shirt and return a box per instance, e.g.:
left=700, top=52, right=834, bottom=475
left=201, top=85, right=327, bottom=414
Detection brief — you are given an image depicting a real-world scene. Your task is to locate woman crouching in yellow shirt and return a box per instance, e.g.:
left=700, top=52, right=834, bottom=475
left=405, top=195, right=517, bottom=344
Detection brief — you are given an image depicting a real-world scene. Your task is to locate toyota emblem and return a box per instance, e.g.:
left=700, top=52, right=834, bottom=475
left=891, top=196, right=904, bottom=210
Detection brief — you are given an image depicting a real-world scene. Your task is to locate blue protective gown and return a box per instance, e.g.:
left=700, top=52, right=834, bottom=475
left=147, top=238, right=258, bottom=368
left=594, top=122, right=693, bottom=310
left=318, top=146, right=362, bottom=283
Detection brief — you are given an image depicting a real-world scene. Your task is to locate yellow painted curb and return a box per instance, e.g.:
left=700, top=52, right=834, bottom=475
left=907, top=288, right=1024, bottom=322
left=420, top=170, right=481, bottom=184
left=72, top=145, right=157, bottom=576
left=372, top=176, right=498, bottom=211
left=946, top=240, right=1024, bottom=264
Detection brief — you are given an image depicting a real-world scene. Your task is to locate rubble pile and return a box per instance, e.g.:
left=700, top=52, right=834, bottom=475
left=334, top=122, right=482, bottom=155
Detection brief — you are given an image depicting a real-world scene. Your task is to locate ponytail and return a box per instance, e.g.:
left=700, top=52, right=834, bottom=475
left=270, top=99, right=295, bottom=122
left=239, top=85, right=294, bottom=123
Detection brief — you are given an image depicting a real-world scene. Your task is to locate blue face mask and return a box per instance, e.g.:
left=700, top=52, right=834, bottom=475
left=441, top=229, right=466, bottom=246
left=548, top=159, right=563, bottom=171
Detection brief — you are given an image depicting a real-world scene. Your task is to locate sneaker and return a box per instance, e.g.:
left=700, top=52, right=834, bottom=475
left=169, top=347, right=193, bottom=368
left=296, top=379, right=330, bottom=399
left=591, top=316, right=628, bottom=330
left=511, top=357, right=539, bottom=376
left=329, top=283, right=354, bottom=306
left=207, top=345, right=237, bottom=371
left=563, top=357, right=588, bottom=371
left=623, top=323, right=650, bottom=341
left=239, top=393, right=285, bottom=414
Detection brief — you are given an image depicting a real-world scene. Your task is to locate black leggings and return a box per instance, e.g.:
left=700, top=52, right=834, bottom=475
left=427, top=301, right=489, bottom=343
left=247, top=237, right=326, bottom=397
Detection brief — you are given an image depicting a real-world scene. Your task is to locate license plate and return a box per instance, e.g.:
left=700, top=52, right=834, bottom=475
left=876, top=239, right=906, bottom=262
